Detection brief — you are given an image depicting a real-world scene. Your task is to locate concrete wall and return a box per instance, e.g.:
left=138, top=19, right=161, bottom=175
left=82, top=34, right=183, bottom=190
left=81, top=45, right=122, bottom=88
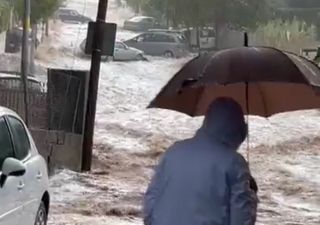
left=30, top=129, right=83, bottom=174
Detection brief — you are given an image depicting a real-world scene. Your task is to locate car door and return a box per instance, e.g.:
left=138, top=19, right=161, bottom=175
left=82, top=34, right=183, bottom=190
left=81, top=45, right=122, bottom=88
left=6, top=116, right=41, bottom=225
left=140, top=33, right=160, bottom=55
left=0, top=117, right=22, bottom=225
left=151, top=33, right=172, bottom=55
left=114, top=42, right=129, bottom=60
left=116, top=42, right=138, bottom=61
left=131, top=33, right=154, bottom=54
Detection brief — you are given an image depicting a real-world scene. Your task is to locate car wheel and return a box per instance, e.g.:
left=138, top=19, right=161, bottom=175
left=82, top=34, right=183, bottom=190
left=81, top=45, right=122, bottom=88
left=34, top=202, right=47, bottom=225
left=164, top=51, right=174, bottom=58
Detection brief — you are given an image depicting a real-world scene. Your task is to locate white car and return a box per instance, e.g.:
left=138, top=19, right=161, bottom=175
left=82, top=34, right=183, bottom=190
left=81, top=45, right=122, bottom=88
left=80, top=40, right=146, bottom=61
left=0, top=107, right=49, bottom=225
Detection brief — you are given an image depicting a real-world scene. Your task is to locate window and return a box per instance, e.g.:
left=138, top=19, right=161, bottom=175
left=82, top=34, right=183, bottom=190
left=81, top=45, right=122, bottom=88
left=7, top=117, right=30, bottom=160
left=115, top=42, right=125, bottom=49
left=0, top=118, right=14, bottom=170
left=144, top=18, right=154, bottom=24
left=137, top=34, right=153, bottom=42
left=137, top=34, right=146, bottom=42
left=70, top=10, right=80, bottom=16
left=130, top=17, right=144, bottom=22
left=166, top=35, right=176, bottom=43
left=152, top=34, right=176, bottom=43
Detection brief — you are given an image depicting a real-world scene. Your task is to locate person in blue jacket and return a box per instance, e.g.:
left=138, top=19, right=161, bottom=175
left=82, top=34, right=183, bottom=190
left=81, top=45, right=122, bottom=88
left=144, top=97, right=258, bottom=225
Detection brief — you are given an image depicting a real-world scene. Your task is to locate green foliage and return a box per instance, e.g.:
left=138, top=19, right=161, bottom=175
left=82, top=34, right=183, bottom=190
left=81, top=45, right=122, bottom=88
left=127, top=0, right=272, bottom=30
left=287, top=0, right=320, bottom=8
left=13, top=0, right=62, bottom=24
left=251, top=19, right=317, bottom=53
left=0, top=1, right=11, bottom=32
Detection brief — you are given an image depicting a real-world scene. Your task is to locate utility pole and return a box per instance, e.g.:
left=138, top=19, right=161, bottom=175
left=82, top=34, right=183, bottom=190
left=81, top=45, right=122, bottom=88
left=81, top=0, right=109, bottom=171
left=20, top=0, right=30, bottom=126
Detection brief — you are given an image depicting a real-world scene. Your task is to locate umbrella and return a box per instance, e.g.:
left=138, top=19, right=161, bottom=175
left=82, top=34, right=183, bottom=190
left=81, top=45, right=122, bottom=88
left=149, top=47, right=320, bottom=117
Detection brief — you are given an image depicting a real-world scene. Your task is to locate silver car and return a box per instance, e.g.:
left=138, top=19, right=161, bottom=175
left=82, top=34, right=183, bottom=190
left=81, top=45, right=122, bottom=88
left=124, top=32, right=190, bottom=58
left=123, top=16, right=159, bottom=32
left=55, top=8, right=92, bottom=24
left=80, top=40, right=146, bottom=61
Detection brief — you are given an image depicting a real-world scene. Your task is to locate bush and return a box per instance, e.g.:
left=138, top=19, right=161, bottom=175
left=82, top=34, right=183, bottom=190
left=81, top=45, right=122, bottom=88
left=251, top=19, right=318, bottom=54
left=0, top=2, right=11, bottom=32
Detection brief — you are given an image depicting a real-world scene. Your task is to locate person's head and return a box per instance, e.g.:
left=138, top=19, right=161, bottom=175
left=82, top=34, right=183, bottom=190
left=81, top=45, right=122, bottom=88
left=202, top=97, right=247, bottom=149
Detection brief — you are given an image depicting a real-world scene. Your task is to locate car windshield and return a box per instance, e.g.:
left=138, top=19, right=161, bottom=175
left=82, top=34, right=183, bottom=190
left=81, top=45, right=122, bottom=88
left=115, top=42, right=126, bottom=48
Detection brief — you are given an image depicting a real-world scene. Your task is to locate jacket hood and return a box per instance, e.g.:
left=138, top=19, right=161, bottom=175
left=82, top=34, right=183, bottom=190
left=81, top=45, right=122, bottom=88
left=201, top=97, right=247, bottom=149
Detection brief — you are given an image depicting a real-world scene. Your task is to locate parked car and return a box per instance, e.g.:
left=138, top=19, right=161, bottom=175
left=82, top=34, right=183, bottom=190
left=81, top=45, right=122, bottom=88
left=55, top=8, right=92, bottom=24
left=80, top=40, right=146, bottom=61
left=0, top=73, right=45, bottom=93
left=124, top=31, right=190, bottom=58
left=0, top=107, right=50, bottom=225
left=123, top=16, right=163, bottom=31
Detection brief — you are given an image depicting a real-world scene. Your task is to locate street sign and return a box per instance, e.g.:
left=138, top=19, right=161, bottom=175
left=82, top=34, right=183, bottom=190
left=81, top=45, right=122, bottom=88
left=85, top=21, right=117, bottom=56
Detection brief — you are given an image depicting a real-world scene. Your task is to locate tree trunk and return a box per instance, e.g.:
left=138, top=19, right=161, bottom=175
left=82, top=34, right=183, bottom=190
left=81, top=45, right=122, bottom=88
left=41, top=22, right=46, bottom=42
left=45, top=20, right=49, bottom=37
left=214, top=17, right=226, bottom=50
left=29, top=24, right=37, bottom=75
left=315, top=21, right=320, bottom=41
left=196, top=26, right=200, bottom=53
left=9, top=7, right=14, bottom=30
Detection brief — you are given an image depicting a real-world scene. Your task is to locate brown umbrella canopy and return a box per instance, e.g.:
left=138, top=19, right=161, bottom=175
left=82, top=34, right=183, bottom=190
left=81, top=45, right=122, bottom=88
left=149, top=47, right=320, bottom=117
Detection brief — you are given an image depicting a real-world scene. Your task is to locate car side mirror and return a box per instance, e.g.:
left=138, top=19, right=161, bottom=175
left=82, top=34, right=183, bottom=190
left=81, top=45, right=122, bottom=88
left=2, top=158, right=26, bottom=177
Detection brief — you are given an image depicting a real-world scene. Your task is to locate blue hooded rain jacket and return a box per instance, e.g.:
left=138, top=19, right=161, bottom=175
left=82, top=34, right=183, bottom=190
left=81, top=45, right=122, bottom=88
left=144, top=97, right=258, bottom=225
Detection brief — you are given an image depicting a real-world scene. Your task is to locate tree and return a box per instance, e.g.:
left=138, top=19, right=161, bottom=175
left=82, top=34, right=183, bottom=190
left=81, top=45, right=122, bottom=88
left=287, top=0, right=320, bottom=8
left=13, top=0, right=62, bottom=74
left=126, top=0, right=149, bottom=14
left=0, top=1, right=11, bottom=32
left=135, top=0, right=271, bottom=47
left=13, top=0, right=62, bottom=24
left=274, top=0, right=320, bottom=39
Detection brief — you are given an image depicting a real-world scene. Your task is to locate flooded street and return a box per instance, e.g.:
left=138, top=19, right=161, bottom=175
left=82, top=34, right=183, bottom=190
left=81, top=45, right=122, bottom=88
left=29, top=0, right=320, bottom=224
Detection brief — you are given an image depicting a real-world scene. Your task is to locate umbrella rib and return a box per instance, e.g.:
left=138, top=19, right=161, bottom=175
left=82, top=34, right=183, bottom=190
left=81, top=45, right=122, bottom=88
left=193, top=86, right=206, bottom=116
left=289, top=54, right=318, bottom=79
left=256, top=83, right=268, bottom=117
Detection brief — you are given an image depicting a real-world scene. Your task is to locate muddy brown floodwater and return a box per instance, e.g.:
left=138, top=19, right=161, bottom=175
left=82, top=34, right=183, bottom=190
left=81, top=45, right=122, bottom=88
left=49, top=135, right=320, bottom=225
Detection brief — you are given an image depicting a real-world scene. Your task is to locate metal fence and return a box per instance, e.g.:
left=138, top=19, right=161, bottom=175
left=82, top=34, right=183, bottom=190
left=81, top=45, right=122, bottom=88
left=0, top=88, right=48, bottom=129
left=0, top=70, right=89, bottom=171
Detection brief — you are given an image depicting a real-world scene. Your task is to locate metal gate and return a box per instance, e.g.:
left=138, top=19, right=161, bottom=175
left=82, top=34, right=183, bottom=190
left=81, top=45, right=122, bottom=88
left=48, top=69, right=89, bottom=134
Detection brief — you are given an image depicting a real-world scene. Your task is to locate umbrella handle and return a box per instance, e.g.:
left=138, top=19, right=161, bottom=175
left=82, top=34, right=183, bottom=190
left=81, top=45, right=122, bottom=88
left=246, top=82, right=250, bottom=166
left=244, top=32, right=249, bottom=47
